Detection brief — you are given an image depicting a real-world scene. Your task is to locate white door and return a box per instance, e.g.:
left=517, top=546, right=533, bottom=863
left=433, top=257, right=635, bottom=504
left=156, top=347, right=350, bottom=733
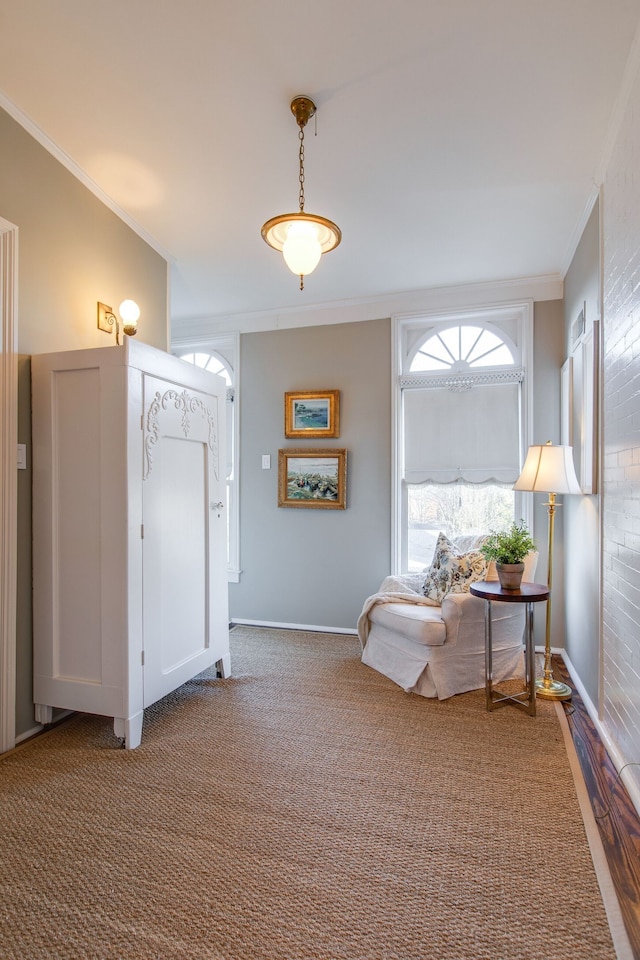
left=141, top=373, right=228, bottom=707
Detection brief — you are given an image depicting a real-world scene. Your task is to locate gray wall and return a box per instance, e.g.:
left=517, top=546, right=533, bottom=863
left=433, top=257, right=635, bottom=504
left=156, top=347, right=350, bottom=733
left=230, top=318, right=392, bottom=631
left=0, top=105, right=169, bottom=738
left=563, top=201, right=600, bottom=705
left=230, top=308, right=566, bottom=636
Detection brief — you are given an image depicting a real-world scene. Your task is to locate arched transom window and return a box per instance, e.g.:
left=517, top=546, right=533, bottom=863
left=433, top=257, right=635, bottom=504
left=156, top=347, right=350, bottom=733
left=410, top=325, right=515, bottom=373
left=179, top=351, right=232, bottom=385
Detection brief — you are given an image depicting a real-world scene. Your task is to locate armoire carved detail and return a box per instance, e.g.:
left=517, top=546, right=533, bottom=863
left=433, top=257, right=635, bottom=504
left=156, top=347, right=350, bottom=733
left=144, top=387, right=219, bottom=480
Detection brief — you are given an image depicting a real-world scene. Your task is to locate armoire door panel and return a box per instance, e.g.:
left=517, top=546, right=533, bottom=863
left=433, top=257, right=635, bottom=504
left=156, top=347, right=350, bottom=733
left=52, top=367, right=103, bottom=683
left=142, top=372, right=226, bottom=709
left=143, top=434, right=211, bottom=706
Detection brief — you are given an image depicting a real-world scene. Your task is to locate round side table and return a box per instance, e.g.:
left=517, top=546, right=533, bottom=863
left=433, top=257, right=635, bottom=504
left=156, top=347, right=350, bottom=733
left=470, top=581, right=550, bottom=716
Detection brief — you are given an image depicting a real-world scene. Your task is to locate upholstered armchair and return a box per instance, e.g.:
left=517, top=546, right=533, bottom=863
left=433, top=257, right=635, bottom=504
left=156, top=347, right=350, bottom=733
left=358, top=536, right=538, bottom=700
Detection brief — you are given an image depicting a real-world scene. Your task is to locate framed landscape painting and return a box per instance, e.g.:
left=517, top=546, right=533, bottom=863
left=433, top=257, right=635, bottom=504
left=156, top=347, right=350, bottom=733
left=284, top=390, right=340, bottom=438
left=278, top=448, right=347, bottom=509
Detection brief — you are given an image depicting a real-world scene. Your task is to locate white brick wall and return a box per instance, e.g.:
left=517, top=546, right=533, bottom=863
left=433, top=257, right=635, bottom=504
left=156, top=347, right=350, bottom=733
left=602, top=55, right=640, bottom=800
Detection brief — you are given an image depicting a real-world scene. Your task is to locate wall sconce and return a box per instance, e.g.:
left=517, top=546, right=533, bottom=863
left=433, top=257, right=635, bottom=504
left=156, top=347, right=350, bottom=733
left=97, top=299, right=140, bottom=345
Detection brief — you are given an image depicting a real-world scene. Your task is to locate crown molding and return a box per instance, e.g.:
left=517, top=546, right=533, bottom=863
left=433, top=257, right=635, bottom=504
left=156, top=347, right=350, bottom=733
left=0, top=90, right=172, bottom=263
left=171, top=273, right=563, bottom=343
left=560, top=188, right=600, bottom=280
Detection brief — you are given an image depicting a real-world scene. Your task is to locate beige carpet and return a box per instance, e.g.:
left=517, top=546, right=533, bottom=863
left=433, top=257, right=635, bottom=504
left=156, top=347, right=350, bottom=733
left=0, top=626, right=619, bottom=959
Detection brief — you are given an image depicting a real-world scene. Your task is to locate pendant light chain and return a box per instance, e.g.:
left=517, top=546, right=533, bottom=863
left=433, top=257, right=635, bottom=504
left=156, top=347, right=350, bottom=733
left=298, top=125, right=306, bottom=213
left=261, top=94, right=341, bottom=289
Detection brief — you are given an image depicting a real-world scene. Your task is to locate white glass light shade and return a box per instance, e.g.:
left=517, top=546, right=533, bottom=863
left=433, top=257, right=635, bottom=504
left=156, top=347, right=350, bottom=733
left=282, top=220, right=322, bottom=276
left=119, top=299, right=140, bottom=325
left=261, top=212, right=341, bottom=280
left=118, top=299, right=140, bottom=337
left=514, top=443, right=581, bottom=495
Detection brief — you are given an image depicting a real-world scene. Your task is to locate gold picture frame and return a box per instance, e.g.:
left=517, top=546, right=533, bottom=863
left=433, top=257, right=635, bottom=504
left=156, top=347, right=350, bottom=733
left=278, top=448, right=347, bottom=509
left=284, top=390, right=340, bottom=438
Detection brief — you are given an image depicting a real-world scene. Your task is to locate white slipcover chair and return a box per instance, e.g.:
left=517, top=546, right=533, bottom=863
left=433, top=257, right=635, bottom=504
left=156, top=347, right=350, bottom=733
left=359, top=547, right=539, bottom=700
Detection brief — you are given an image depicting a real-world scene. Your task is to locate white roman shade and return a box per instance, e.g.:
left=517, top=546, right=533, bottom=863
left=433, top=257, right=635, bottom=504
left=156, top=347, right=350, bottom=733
left=403, top=382, right=521, bottom=484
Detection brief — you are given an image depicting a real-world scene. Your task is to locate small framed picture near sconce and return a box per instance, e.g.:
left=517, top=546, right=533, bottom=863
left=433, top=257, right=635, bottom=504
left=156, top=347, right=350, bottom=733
left=278, top=448, right=347, bottom=509
left=284, top=390, right=340, bottom=439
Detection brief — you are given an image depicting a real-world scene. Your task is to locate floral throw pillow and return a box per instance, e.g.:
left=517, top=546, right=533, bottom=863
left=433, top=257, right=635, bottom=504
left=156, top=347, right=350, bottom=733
left=422, top=532, right=487, bottom=603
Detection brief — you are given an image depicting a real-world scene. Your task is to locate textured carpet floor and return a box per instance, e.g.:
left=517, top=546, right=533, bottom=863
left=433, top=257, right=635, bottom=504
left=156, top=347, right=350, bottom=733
left=0, top=626, right=617, bottom=959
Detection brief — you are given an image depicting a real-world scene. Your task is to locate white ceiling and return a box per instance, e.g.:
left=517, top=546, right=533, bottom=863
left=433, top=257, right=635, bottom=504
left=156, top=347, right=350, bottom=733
left=0, top=1, right=639, bottom=330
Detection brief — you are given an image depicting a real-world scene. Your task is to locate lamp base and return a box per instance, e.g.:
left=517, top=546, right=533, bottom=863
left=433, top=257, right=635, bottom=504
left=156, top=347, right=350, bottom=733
left=535, top=677, right=572, bottom=701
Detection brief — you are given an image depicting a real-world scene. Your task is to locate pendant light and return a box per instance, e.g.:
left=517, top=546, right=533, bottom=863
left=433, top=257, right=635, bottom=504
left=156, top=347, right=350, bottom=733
left=261, top=96, right=341, bottom=290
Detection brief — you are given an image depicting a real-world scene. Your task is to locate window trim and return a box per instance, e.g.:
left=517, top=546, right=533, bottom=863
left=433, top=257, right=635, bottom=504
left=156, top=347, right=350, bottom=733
left=172, top=333, right=241, bottom=583
left=391, top=302, right=534, bottom=575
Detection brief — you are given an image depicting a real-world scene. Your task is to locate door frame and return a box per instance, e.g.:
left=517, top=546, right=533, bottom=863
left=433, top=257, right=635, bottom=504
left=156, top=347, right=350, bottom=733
left=0, top=218, right=18, bottom=753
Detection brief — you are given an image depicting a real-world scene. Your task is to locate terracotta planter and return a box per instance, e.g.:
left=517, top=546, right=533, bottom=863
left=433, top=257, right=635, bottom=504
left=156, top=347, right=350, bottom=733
left=496, top=561, right=524, bottom=590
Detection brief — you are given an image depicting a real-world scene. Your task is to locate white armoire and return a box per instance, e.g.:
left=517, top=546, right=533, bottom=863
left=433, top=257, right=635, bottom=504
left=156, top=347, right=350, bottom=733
left=32, top=340, right=230, bottom=748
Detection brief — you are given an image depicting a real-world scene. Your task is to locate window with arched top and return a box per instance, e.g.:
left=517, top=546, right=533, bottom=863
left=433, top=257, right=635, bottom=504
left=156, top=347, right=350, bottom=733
left=394, top=308, right=532, bottom=574
left=178, top=351, right=232, bottom=385
left=174, top=337, right=240, bottom=581
left=410, top=325, right=516, bottom=372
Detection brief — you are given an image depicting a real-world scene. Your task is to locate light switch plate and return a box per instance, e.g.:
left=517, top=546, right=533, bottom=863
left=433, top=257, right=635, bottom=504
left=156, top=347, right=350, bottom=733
left=17, top=443, right=26, bottom=470
left=261, top=454, right=271, bottom=470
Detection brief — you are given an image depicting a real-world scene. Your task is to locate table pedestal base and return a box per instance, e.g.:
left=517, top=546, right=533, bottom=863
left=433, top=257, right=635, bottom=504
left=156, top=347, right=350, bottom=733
left=470, top=581, right=550, bottom=717
left=484, top=599, right=536, bottom=716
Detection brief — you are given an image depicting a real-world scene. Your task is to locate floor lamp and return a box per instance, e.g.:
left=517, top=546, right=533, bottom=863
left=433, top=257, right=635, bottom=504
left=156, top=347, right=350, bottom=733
left=514, top=441, right=582, bottom=700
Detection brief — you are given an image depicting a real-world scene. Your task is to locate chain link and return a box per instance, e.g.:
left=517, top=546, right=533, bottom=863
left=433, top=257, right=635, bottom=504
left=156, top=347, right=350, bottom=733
left=298, top=126, right=305, bottom=212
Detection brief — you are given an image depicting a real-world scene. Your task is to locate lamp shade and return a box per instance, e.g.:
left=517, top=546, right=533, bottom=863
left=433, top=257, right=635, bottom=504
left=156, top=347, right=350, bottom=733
left=513, top=442, right=581, bottom=495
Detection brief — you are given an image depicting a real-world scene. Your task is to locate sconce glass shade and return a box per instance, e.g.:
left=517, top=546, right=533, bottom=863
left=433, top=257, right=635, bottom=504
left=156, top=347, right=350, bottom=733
left=261, top=212, right=341, bottom=279
left=514, top=442, right=581, bottom=495
left=119, top=299, right=140, bottom=324
left=119, top=299, right=140, bottom=336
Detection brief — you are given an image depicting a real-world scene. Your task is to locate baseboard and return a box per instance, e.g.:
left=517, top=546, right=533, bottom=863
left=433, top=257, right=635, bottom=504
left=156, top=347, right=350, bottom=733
left=15, top=709, right=75, bottom=744
left=9, top=709, right=75, bottom=753
left=534, top=644, right=565, bottom=655
left=231, top=618, right=358, bottom=636
left=555, top=702, right=634, bottom=960
left=562, top=650, right=640, bottom=819
left=14, top=724, right=43, bottom=745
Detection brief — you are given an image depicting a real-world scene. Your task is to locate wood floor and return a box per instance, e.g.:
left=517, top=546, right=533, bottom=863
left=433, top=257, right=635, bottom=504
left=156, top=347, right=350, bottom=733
left=553, top=656, right=640, bottom=959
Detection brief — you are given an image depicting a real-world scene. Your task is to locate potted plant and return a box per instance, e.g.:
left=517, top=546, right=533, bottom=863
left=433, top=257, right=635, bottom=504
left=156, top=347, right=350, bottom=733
left=480, top=520, right=536, bottom=589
